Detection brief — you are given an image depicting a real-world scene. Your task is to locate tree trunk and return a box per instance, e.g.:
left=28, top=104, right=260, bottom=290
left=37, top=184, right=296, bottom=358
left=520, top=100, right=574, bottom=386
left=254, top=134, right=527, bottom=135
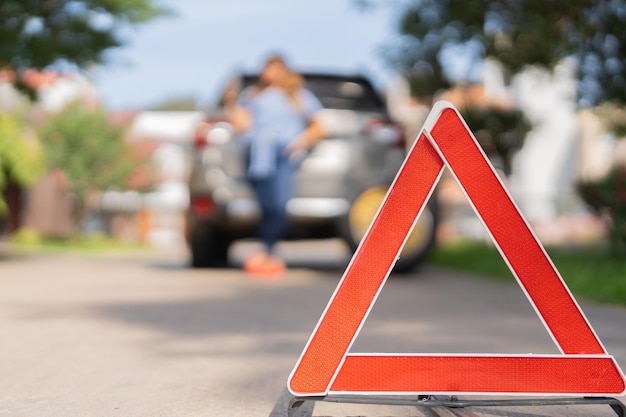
left=6, top=180, right=23, bottom=234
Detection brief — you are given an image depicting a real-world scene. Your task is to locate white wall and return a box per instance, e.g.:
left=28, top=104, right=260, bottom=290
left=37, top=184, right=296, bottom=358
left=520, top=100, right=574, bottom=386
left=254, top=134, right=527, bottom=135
left=509, top=59, right=580, bottom=223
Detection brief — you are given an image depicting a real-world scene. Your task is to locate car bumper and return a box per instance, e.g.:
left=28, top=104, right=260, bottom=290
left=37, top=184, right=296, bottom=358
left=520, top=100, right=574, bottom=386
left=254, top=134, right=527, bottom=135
left=225, top=197, right=351, bottom=221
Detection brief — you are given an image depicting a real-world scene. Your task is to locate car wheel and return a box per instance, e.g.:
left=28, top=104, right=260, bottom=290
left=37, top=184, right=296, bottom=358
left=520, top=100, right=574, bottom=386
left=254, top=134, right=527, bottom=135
left=342, top=185, right=437, bottom=273
left=190, top=228, right=231, bottom=268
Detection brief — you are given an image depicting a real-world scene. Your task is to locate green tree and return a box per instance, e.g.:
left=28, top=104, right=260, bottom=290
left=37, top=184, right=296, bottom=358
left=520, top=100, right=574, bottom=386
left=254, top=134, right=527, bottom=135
left=370, top=0, right=626, bottom=106
left=362, top=0, right=626, bottom=253
left=0, top=113, right=46, bottom=214
left=149, top=95, right=199, bottom=111
left=37, top=102, right=134, bottom=228
left=0, top=0, right=166, bottom=234
left=0, top=0, right=169, bottom=95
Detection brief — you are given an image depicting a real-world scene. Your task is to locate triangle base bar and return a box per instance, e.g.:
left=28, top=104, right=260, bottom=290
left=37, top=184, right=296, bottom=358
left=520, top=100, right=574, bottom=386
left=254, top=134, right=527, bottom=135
left=328, top=355, right=625, bottom=395
left=287, top=395, right=626, bottom=417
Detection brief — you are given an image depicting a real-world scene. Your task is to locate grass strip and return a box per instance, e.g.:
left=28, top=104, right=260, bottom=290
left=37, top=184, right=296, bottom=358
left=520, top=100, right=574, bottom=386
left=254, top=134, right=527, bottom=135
left=9, top=229, right=147, bottom=253
left=428, top=241, right=626, bottom=306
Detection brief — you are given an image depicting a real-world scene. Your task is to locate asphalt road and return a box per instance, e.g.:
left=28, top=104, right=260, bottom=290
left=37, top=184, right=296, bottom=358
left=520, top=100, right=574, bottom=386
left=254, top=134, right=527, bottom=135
left=0, top=240, right=624, bottom=417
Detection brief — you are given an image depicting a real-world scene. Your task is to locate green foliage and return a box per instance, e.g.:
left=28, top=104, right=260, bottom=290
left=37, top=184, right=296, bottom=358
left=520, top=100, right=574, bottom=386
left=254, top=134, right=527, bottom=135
left=460, top=106, right=531, bottom=175
left=0, top=113, right=46, bottom=213
left=0, top=0, right=170, bottom=73
left=578, top=165, right=626, bottom=256
left=10, top=227, right=42, bottom=246
left=149, top=96, right=199, bottom=111
left=374, top=0, right=626, bottom=105
left=429, top=241, right=626, bottom=305
left=37, top=102, right=134, bottom=209
left=10, top=229, right=146, bottom=251
left=573, top=95, right=626, bottom=258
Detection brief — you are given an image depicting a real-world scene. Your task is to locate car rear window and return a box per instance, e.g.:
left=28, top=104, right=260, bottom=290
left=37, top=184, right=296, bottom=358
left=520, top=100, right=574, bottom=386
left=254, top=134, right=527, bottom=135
left=240, top=74, right=385, bottom=111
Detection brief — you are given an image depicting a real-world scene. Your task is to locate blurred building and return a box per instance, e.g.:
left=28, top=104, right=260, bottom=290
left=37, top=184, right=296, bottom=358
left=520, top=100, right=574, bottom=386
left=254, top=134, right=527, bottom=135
left=509, top=59, right=613, bottom=244
left=0, top=69, right=27, bottom=112
left=21, top=69, right=100, bottom=112
left=509, top=59, right=578, bottom=223
left=23, top=170, right=73, bottom=239
left=124, top=111, right=204, bottom=246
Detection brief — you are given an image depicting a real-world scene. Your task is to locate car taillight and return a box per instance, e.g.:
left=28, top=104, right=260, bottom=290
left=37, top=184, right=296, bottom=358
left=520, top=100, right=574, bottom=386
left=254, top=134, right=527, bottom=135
left=193, top=123, right=210, bottom=148
left=193, top=121, right=234, bottom=148
left=190, top=196, right=216, bottom=217
left=364, top=119, right=406, bottom=147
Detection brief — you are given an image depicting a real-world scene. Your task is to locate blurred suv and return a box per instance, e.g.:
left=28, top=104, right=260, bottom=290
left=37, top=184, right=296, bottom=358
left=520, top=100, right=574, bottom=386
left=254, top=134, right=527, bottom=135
left=186, top=72, right=437, bottom=271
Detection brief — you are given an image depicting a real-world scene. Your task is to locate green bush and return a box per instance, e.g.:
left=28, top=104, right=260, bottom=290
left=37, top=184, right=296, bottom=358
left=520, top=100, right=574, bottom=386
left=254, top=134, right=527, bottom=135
left=10, top=227, right=43, bottom=246
left=578, top=165, right=626, bottom=256
left=0, top=113, right=46, bottom=214
left=460, top=106, right=531, bottom=175
left=37, top=102, right=135, bottom=230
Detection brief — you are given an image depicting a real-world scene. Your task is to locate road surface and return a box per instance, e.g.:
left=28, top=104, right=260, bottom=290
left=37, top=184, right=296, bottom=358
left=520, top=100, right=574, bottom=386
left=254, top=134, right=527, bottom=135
left=0, top=240, right=624, bottom=417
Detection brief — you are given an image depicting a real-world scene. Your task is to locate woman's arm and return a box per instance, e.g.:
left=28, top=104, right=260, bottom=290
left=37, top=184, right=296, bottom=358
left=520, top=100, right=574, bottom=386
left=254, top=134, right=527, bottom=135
left=302, top=116, right=326, bottom=145
left=285, top=115, right=327, bottom=154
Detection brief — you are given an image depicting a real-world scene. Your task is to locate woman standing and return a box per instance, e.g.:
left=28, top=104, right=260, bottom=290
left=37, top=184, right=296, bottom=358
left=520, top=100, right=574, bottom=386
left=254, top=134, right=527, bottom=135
left=225, top=55, right=326, bottom=275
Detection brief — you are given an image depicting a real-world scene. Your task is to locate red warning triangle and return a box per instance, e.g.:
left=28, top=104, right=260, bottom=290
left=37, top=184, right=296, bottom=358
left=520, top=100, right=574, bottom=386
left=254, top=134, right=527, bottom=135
left=288, top=101, right=626, bottom=397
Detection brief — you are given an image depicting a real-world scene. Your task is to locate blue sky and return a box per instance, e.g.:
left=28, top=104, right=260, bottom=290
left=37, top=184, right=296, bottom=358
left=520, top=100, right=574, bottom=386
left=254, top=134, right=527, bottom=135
left=93, top=0, right=398, bottom=110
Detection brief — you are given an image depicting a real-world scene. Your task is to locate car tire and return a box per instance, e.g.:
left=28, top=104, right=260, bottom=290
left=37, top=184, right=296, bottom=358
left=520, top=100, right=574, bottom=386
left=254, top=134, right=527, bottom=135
left=340, top=185, right=438, bottom=273
left=190, top=227, right=231, bottom=268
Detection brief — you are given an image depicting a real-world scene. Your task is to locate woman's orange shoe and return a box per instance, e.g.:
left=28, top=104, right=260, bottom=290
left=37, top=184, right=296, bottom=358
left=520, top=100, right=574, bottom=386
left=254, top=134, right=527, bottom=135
left=244, top=252, right=286, bottom=278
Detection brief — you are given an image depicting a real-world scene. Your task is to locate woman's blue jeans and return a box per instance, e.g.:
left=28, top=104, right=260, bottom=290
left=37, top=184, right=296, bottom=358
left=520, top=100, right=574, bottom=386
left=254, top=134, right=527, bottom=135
left=248, top=153, right=296, bottom=254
